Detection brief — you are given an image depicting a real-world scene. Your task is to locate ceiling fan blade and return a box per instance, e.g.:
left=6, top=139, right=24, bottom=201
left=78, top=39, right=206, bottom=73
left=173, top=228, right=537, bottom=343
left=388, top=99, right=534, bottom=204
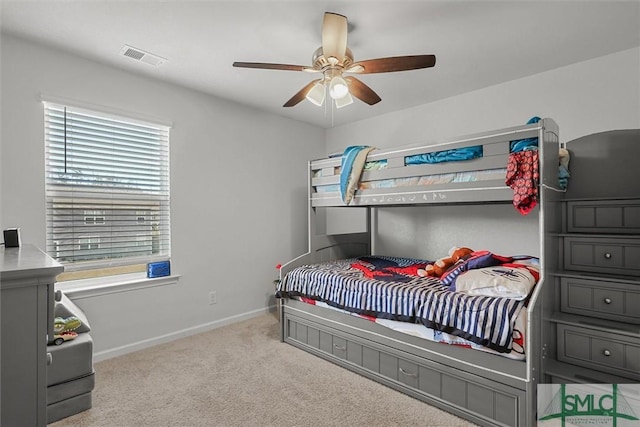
left=348, top=55, right=436, bottom=74
left=283, top=79, right=322, bottom=107
left=233, top=62, right=310, bottom=72
left=321, top=12, right=348, bottom=64
left=345, top=77, right=381, bottom=105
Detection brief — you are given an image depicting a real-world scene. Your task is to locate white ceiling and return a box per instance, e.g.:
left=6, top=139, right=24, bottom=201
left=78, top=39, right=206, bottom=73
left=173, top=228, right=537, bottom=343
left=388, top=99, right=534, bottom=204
left=1, top=1, right=639, bottom=128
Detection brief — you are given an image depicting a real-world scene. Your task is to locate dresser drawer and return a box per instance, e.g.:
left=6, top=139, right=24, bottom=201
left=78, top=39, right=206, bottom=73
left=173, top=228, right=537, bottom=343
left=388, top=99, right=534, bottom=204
left=564, top=236, right=640, bottom=276
left=567, top=200, right=640, bottom=234
left=557, top=324, right=640, bottom=380
left=560, top=277, right=640, bottom=324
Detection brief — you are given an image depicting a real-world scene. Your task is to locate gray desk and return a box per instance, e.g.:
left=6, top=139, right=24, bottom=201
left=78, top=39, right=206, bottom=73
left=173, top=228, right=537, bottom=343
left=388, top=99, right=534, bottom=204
left=1, top=244, right=63, bottom=427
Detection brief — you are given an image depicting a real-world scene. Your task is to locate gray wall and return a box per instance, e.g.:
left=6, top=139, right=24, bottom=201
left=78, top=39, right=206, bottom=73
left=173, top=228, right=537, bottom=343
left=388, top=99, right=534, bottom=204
left=326, top=47, right=640, bottom=260
left=0, top=34, right=324, bottom=359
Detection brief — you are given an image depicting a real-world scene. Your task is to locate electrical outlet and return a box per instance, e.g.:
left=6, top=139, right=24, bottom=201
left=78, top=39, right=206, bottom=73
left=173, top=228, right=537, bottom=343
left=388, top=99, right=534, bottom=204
left=209, top=291, right=217, bottom=305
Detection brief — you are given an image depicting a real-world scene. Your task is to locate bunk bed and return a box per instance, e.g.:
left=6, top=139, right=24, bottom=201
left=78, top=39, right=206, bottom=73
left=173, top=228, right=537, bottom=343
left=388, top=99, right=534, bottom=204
left=277, top=118, right=562, bottom=427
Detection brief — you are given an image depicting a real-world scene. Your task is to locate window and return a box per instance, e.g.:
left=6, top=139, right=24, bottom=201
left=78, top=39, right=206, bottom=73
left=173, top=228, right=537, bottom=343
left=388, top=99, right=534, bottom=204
left=136, top=211, right=148, bottom=224
left=78, top=236, right=100, bottom=251
left=84, top=210, right=106, bottom=225
left=44, top=102, right=170, bottom=274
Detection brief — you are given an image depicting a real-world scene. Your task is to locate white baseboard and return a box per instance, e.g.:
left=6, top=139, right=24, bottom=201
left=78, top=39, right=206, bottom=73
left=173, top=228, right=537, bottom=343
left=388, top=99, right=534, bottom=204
left=93, top=305, right=276, bottom=362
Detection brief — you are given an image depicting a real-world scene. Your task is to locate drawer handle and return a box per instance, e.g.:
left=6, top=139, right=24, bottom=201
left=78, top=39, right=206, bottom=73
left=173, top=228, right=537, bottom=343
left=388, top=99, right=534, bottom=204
left=333, top=343, right=346, bottom=351
left=399, top=367, right=418, bottom=378
left=604, top=298, right=612, bottom=304
left=603, top=349, right=611, bottom=357
left=604, top=253, right=612, bottom=259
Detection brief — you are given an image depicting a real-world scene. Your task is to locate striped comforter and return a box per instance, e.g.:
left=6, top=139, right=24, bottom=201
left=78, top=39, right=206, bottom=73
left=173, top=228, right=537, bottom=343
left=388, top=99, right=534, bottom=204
left=277, top=256, right=529, bottom=353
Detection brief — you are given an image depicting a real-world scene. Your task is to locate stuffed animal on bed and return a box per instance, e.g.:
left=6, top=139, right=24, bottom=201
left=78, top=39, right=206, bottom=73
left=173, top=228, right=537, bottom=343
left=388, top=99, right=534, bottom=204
left=418, top=246, right=474, bottom=278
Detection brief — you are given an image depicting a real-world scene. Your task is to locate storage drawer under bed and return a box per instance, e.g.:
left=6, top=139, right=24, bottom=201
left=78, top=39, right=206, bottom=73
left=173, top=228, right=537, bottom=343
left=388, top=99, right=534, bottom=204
left=556, top=323, right=640, bottom=380
left=284, top=313, right=526, bottom=427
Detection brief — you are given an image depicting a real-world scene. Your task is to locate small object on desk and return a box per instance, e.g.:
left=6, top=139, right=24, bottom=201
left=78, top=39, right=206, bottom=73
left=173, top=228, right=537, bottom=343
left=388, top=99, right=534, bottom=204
left=147, top=260, right=170, bottom=278
left=3, top=228, right=21, bottom=247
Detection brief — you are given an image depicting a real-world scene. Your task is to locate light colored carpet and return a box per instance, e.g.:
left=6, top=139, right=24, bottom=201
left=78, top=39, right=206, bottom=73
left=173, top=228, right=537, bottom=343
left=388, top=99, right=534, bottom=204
left=50, top=313, right=477, bottom=427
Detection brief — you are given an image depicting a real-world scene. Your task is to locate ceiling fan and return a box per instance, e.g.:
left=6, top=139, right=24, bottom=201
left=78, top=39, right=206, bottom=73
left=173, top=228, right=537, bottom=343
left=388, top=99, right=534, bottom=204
left=233, top=12, right=436, bottom=109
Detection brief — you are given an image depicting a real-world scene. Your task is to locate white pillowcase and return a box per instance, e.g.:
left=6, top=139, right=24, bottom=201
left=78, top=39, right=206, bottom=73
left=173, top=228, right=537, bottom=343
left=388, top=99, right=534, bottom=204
left=454, top=265, right=537, bottom=300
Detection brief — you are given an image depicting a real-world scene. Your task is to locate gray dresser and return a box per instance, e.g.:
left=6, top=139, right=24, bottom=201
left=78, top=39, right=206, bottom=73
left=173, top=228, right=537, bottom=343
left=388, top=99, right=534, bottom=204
left=1, top=244, right=63, bottom=426
left=544, top=130, right=640, bottom=383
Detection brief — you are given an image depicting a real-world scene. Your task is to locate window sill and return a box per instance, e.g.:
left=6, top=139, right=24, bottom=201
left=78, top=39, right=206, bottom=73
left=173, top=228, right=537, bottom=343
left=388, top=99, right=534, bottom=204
left=56, top=272, right=181, bottom=299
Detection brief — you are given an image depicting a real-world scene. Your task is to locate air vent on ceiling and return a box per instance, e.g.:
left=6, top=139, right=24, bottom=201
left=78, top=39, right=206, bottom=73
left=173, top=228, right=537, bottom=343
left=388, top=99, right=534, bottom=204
left=120, top=45, right=166, bottom=67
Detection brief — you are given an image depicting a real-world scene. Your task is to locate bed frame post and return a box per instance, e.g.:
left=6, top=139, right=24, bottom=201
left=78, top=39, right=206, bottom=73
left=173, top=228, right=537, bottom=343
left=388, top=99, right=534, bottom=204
left=525, top=118, right=561, bottom=425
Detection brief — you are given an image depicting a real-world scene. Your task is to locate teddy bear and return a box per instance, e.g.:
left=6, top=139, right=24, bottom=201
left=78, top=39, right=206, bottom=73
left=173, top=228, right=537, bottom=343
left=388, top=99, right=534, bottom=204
left=417, top=246, right=474, bottom=278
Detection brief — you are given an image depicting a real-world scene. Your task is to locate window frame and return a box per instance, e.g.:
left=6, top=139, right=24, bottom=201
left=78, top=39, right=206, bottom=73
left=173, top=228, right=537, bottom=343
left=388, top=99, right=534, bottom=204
left=43, top=100, right=172, bottom=280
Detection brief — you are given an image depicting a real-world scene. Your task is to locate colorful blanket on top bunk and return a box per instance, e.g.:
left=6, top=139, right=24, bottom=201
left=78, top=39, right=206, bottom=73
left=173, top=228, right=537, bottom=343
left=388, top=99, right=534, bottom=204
left=277, top=255, right=539, bottom=353
left=340, top=146, right=377, bottom=205
left=339, top=145, right=483, bottom=205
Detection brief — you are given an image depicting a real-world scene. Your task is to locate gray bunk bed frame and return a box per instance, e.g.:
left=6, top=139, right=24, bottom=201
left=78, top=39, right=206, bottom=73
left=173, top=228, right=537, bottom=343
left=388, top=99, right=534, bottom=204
left=279, top=118, right=561, bottom=427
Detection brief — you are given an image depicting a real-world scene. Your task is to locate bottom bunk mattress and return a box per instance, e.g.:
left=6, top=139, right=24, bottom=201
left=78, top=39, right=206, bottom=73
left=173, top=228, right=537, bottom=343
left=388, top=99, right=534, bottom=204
left=288, top=296, right=527, bottom=360
left=277, top=255, right=539, bottom=358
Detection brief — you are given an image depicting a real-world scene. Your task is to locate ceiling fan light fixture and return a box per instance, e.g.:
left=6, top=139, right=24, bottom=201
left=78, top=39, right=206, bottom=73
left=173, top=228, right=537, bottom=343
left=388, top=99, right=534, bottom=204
left=305, top=81, right=326, bottom=106
left=334, top=92, right=354, bottom=109
left=329, top=75, right=349, bottom=100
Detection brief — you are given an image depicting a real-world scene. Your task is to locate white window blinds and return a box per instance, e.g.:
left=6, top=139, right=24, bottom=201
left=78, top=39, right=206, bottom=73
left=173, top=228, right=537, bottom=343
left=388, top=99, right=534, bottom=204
left=44, top=102, right=170, bottom=269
